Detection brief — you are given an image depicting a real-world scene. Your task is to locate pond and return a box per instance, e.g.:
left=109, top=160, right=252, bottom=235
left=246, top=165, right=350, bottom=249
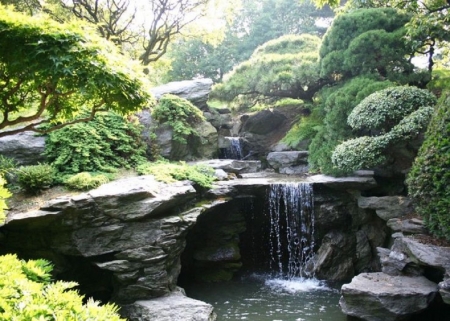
left=181, top=273, right=347, bottom=321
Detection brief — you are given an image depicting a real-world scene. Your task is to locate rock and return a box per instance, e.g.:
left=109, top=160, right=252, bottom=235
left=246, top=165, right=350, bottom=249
left=270, top=142, right=291, bottom=152
left=377, top=247, right=424, bottom=277
left=438, top=279, right=450, bottom=305
left=266, top=151, right=309, bottom=174
left=0, top=131, right=46, bottom=165
left=121, top=288, right=216, bottom=321
left=193, top=159, right=261, bottom=174
left=358, top=196, right=414, bottom=221
left=241, top=110, right=286, bottom=135
left=306, top=174, right=377, bottom=191
left=150, top=78, right=213, bottom=110
left=314, top=231, right=356, bottom=281
left=386, top=217, right=428, bottom=235
left=396, top=236, right=450, bottom=276
left=154, top=121, right=218, bottom=161
left=340, top=272, right=438, bottom=321
left=3, top=176, right=200, bottom=303
left=193, top=121, right=218, bottom=160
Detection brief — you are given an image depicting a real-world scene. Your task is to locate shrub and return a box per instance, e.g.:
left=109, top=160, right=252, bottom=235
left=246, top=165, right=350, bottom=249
left=331, top=86, right=436, bottom=174
left=0, top=254, right=125, bottom=320
left=0, top=155, right=17, bottom=177
left=64, top=172, right=110, bottom=191
left=136, top=161, right=216, bottom=188
left=16, top=163, right=55, bottom=194
left=0, top=175, right=11, bottom=224
left=152, top=94, right=205, bottom=144
left=407, top=91, right=450, bottom=240
left=308, top=76, right=394, bottom=175
left=348, top=86, right=437, bottom=133
left=45, top=111, right=147, bottom=174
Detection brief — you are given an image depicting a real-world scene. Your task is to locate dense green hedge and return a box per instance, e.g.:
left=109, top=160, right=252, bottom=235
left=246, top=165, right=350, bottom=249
left=407, top=92, right=450, bottom=240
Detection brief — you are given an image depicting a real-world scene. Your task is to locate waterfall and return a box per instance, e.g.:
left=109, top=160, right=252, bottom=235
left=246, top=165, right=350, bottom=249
left=267, top=182, right=315, bottom=279
left=221, top=137, right=243, bottom=160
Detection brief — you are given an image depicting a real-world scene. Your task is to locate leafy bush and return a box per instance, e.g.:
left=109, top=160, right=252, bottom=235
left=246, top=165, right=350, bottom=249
left=0, top=155, right=17, bottom=176
left=0, top=175, right=11, bottom=224
left=282, top=114, right=321, bottom=148
left=348, top=86, right=437, bottom=133
left=308, top=76, right=394, bottom=175
left=0, top=254, right=125, bottom=320
left=136, top=161, right=216, bottom=188
left=407, top=91, right=450, bottom=240
left=45, top=111, right=147, bottom=174
left=331, top=87, right=436, bottom=174
left=16, top=163, right=55, bottom=194
left=152, top=94, right=205, bottom=144
left=64, top=172, right=110, bottom=191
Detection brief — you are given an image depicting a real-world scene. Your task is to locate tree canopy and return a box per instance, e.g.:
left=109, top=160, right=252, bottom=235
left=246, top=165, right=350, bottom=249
left=319, top=7, right=423, bottom=83
left=211, top=34, right=324, bottom=107
left=166, top=0, right=333, bottom=82
left=0, top=5, right=153, bottom=137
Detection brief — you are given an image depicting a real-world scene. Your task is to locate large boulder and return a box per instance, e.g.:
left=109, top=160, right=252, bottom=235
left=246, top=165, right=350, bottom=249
left=266, top=151, right=309, bottom=174
left=150, top=78, right=213, bottom=110
left=340, top=272, right=438, bottom=321
left=0, top=131, right=46, bottom=165
left=155, top=121, right=218, bottom=161
left=121, top=288, right=216, bottom=321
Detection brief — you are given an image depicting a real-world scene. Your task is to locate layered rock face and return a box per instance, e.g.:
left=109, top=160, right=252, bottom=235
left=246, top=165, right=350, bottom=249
left=2, top=176, right=199, bottom=305
left=0, top=171, right=418, bottom=320
left=339, top=195, right=450, bottom=321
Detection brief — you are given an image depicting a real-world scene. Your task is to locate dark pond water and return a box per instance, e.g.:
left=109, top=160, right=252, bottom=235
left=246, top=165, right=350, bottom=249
left=182, top=274, right=347, bottom=321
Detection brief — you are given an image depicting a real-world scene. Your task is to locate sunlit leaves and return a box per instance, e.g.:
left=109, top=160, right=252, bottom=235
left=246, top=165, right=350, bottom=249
left=0, top=5, right=153, bottom=137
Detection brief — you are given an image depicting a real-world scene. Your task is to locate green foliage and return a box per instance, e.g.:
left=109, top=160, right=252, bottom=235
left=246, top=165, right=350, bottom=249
left=136, top=161, right=216, bottom=188
left=273, top=98, right=305, bottom=108
left=0, top=175, right=11, bottom=224
left=0, top=254, right=125, bottom=320
left=64, top=172, right=110, bottom=191
left=319, top=7, right=425, bottom=83
left=332, top=86, right=436, bottom=173
left=0, top=155, right=17, bottom=183
left=308, top=76, right=395, bottom=175
left=407, top=91, right=450, bottom=240
left=45, top=111, right=147, bottom=174
left=282, top=108, right=321, bottom=148
left=348, top=86, right=437, bottom=133
left=152, top=94, right=206, bottom=144
left=426, top=68, right=450, bottom=93
left=16, top=163, right=55, bottom=194
left=166, top=0, right=333, bottom=82
left=0, top=5, right=153, bottom=137
left=211, top=34, right=322, bottom=107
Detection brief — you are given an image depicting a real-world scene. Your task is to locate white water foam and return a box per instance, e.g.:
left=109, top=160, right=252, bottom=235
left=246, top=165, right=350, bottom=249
left=264, top=277, right=327, bottom=294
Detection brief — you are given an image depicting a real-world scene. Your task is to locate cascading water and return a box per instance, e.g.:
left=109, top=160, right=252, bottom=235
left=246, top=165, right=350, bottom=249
left=180, top=182, right=346, bottom=320
left=268, top=182, right=315, bottom=279
left=221, top=137, right=243, bottom=160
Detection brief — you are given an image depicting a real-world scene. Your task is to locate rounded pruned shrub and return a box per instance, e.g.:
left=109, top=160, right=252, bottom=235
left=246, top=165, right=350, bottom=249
left=16, top=163, right=55, bottom=194
left=407, top=92, right=450, bottom=240
left=348, top=86, right=437, bottom=133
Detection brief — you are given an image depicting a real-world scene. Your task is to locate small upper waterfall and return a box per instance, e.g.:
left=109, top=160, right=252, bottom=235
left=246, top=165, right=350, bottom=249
left=221, top=137, right=244, bottom=160
left=267, top=182, right=315, bottom=279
